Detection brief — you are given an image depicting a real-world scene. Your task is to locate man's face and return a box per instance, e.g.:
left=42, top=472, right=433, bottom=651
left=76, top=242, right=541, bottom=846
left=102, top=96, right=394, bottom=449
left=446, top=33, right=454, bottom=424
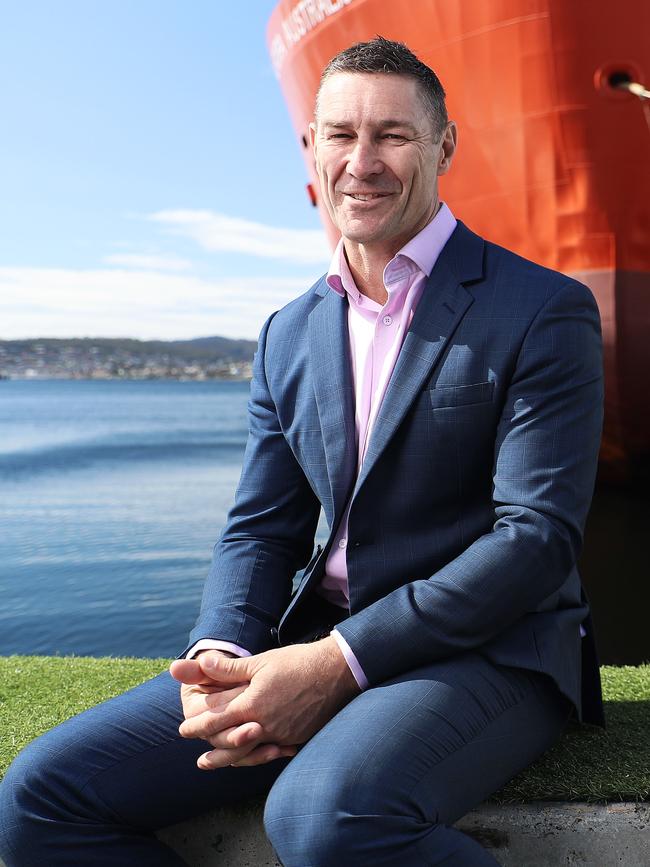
left=310, top=72, right=455, bottom=251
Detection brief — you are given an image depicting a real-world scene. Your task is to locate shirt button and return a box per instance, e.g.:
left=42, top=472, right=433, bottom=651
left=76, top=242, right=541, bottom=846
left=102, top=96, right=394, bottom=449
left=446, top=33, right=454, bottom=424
left=338, top=538, right=347, bottom=549
left=383, top=315, right=393, bottom=326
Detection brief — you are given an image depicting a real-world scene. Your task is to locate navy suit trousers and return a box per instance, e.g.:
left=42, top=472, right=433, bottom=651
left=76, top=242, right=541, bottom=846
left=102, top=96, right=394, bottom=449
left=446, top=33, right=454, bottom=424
left=0, top=652, right=569, bottom=866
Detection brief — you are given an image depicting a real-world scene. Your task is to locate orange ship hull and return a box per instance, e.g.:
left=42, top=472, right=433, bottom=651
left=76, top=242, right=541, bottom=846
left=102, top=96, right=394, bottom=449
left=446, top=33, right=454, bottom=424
left=268, top=0, right=650, bottom=483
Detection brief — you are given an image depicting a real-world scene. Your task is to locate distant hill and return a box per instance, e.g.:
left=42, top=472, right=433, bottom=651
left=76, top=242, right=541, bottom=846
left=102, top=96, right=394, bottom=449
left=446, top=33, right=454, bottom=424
left=0, top=336, right=257, bottom=380
left=0, top=335, right=257, bottom=361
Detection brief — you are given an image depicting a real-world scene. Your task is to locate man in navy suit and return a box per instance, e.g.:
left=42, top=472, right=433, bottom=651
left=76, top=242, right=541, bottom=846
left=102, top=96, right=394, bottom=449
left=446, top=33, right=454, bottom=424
left=0, top=38, right=603, bottom=866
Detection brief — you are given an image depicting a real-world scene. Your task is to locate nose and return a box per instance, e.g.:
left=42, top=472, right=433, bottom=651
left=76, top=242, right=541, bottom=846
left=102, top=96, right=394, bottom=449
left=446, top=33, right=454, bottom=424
left=346, top=138, right=383, bottom=179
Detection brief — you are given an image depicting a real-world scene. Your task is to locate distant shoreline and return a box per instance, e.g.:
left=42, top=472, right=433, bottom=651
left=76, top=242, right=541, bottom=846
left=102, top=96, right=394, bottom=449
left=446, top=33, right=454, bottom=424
left=0, top=373, right=252, bottom=382
left=0, top=335, right=256, bottom=382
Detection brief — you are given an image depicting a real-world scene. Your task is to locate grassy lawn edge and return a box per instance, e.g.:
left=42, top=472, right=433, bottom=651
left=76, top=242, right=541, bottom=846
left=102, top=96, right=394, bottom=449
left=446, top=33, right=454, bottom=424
left=1, top=657, right=648, bottom=804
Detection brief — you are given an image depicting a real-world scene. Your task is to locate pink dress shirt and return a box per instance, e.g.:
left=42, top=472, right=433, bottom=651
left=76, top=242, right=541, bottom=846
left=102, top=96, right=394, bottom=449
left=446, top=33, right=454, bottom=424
left=188, top=204, right=458, bottom=679
left=322, top=204, right=457, bottom=687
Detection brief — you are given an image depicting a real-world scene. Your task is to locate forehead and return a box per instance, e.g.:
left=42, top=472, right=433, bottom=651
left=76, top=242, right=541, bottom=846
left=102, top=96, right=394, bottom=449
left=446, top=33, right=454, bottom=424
left=317, top=72, right=425, bottom=126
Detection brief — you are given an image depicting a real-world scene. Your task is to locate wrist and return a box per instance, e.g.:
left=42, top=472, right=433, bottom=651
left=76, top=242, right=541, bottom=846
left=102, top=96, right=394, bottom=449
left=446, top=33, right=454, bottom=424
left=317, top=636, right=360, bottom=698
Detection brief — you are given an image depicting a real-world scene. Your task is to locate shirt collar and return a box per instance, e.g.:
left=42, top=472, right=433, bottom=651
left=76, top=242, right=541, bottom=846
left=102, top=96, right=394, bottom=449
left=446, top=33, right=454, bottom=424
left=326, top=202, right=457, bottom=300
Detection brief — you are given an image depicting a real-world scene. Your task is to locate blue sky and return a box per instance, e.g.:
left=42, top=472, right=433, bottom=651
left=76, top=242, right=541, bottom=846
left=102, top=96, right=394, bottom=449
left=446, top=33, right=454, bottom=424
left=0, top=1, right=329, bottom=340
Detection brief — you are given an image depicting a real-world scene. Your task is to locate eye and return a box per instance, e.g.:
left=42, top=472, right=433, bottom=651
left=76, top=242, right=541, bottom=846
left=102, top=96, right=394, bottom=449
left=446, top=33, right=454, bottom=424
left=382, top=133, right=406, bottom=141
left=329, top=133, right=353, bottom=140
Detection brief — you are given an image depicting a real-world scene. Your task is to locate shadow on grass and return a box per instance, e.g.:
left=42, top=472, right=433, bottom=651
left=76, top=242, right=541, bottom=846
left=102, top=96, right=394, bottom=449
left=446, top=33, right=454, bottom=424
left=493, top=700, right=650, bottom=803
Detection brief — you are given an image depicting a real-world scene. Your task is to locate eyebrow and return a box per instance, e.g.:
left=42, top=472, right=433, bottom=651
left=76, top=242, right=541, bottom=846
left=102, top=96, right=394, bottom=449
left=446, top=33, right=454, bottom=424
left=321, top=119, right=419, bottom=133
left=378, top=120, right=419, bottom=133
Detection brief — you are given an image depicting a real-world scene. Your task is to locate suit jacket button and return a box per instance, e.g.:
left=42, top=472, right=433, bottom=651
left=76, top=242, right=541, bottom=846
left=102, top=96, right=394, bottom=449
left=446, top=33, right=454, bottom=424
left=270, top=627, right=279, bottom=641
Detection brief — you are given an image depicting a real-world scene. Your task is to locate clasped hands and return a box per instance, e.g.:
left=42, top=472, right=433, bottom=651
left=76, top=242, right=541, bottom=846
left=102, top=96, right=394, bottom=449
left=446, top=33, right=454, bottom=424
left=169, top=637, right=359, bottom=770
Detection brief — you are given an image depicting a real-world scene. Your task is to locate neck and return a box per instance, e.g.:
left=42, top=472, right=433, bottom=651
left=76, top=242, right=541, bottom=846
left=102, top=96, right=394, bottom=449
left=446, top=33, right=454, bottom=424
left=343, top=243, right=390, bottom=304
left=341, top=200, right=441, bottom=305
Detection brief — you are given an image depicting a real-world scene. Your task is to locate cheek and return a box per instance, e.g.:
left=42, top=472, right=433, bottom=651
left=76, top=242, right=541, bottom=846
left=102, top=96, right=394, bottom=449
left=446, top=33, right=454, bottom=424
left=403, top=167, right=432, bottom=205
left=316, top=164, right=333, bottom=196
left=385, top=158, right=413, bottom=192
left=316, top=158, right=333, bottom=184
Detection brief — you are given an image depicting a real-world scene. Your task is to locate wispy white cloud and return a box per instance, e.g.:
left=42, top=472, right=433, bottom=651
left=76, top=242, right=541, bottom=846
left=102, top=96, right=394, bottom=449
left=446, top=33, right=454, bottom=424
left=149, top=209, right=331, bottom=264
left=0, top=208, right=332, bottom=339
left=102, top=253, right=193, bottom=271
left=0, top=266, right=318, bottom=341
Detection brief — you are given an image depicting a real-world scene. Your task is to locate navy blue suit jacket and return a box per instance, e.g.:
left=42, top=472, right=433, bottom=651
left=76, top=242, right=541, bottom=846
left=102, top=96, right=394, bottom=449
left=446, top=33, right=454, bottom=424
left=187, top=221, right=605, bottom=726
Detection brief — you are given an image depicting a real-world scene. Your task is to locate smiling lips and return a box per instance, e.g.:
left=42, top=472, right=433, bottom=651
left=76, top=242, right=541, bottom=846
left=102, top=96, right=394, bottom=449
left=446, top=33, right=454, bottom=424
left=343, top=191, right=391, bottom=201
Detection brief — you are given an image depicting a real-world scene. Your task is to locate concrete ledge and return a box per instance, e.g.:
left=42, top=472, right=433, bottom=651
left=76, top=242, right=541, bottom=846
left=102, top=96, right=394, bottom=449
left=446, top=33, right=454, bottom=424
left=455, top=802, right=650, bottom=865
left=156, top=800, right=650, bottom=866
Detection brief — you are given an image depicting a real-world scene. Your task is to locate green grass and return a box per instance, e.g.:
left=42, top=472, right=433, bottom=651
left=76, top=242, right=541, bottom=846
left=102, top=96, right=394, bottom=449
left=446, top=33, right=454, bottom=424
left=494, top=665, right=650, bottom=803
left=0, top=658, right=648, bottom=803
left=0, top=656, right=169, bottom=774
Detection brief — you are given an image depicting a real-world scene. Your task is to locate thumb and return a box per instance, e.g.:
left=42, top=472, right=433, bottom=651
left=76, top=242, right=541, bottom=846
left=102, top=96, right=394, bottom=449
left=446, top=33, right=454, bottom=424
left=198, top=651, right=250, bottom=683
left=169, top=658, right=207, bottom=685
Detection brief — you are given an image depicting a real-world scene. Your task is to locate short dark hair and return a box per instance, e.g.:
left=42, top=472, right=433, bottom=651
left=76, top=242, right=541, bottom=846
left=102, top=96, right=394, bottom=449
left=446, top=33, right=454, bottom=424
left=316, top=36, right=448, bottom=137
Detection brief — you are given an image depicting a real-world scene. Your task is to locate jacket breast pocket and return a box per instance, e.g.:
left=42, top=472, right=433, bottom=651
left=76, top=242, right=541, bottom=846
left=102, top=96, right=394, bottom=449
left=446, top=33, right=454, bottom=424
left=428, top=380, right=494, bottom=409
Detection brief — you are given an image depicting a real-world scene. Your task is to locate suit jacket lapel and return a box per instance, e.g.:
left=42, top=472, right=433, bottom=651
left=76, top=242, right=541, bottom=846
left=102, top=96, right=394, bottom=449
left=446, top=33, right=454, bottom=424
left=353, top=223, right=484, bottom=495
left=308, top=284, right=357, bottom=524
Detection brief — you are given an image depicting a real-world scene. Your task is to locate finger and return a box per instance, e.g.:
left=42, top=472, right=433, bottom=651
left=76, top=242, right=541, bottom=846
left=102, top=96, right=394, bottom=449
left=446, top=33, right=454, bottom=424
left=178, top=696, right=247, bottom=740
left=203, top=683, right=249, bottom=710
left=229, top=745, right=298, bottom=768
left=198, top=652, right=250, bottom=684
left=182, top=684, right=248, bottom=720
left=207, top=722, right=264, bottom=750
left=196, top=742, right=259, bottom=771
left=171, top=653, right=250, bottom=687
left=196, top=743, right=295, bottom=771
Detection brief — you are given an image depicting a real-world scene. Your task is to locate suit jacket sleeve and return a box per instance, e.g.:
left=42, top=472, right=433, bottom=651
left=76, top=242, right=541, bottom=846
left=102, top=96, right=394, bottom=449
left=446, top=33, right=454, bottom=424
left=182, top=313, right=321, bottom=657
left=335, top=279, right=604, bottom=684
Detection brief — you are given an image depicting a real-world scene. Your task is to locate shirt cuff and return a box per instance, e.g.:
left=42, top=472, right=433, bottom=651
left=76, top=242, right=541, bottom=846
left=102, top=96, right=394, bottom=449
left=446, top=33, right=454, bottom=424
left=185, top=639, right=252, bottom=659
left=331, top=629, right=369, bottom=690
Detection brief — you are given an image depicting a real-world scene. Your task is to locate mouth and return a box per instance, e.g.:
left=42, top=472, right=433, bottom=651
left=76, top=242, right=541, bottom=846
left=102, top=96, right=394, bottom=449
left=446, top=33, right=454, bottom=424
left=343, top=192, right=391, bottom=202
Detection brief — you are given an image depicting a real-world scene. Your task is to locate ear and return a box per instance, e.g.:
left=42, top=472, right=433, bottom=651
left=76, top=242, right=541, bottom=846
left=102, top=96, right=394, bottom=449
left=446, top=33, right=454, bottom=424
left=437, top=121, right=458, bottom=176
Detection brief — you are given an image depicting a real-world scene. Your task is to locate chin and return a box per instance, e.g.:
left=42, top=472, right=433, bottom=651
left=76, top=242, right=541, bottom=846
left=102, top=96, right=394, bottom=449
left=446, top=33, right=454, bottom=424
left=342, top=230, right=379, bottom=245
left=340, top=220, right=388, bottom=244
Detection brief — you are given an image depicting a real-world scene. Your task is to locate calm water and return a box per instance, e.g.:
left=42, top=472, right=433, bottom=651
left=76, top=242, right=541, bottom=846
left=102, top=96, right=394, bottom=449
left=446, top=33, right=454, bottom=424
left=1, top=380, right=646, bottom=663
left=0, top=379, right=254, bottom=657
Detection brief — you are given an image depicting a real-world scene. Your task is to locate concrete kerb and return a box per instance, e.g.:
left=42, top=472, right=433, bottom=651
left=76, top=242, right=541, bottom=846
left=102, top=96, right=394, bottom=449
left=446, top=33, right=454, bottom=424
left=0, top=800, right=646, bottom=865
left=156, top=800, right=650, bottom=866
left=455, top=802, right=650, bottom=866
